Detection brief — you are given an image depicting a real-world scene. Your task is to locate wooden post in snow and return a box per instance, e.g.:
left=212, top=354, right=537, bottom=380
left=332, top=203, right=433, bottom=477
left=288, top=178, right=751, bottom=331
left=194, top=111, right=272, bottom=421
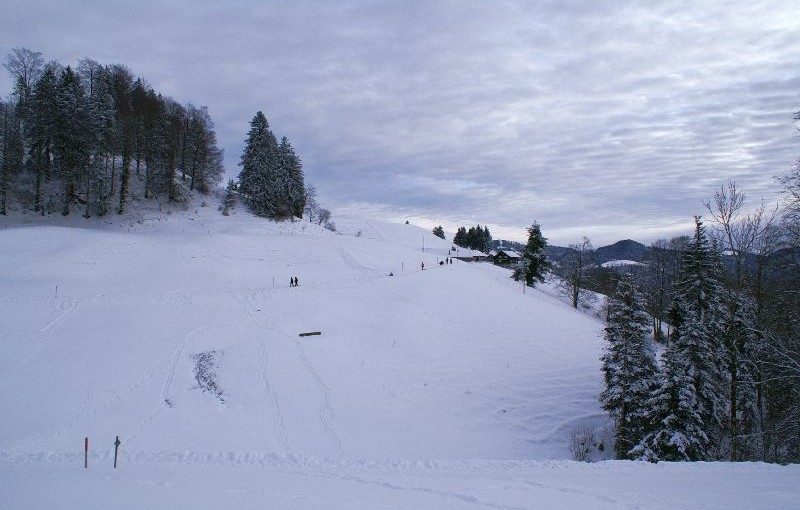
left=113, top=436, right=121, bottom=468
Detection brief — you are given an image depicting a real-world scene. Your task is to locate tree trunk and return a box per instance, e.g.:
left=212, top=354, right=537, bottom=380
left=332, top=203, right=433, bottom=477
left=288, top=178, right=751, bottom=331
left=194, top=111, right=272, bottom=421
left=118, top=149, right=131, bottom=214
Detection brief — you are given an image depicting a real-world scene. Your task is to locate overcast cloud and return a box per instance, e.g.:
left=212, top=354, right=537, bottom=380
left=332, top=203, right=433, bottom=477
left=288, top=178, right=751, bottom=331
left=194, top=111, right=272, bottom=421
left=2, top=1, right=799, bottom=245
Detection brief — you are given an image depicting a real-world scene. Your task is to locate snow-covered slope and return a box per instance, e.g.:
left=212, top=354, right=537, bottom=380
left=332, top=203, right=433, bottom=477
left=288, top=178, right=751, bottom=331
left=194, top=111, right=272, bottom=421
left=1, top=203, right=797, bottom=509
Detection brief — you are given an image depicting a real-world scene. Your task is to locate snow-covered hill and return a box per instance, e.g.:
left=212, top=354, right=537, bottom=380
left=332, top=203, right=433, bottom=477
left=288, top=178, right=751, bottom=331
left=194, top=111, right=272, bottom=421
left=1, top=203, right=797, bottom=509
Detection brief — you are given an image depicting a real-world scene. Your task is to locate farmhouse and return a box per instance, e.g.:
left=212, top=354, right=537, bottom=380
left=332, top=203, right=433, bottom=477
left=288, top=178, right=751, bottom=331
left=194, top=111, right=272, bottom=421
left=492, top=249, right=522, bottom=267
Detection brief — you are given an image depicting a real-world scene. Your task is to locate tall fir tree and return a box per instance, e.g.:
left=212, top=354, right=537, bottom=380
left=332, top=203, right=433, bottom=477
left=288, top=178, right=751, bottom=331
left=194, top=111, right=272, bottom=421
left=632, top=317, right=710, bottom=461
left=635, top=216, right=730, bottom=461
left=278, top=136, right=305, bottom=219
left=238, top=111, right=278, bottom=218
left=54, top=66, right=88, bottom=215
left=512, top=221, right=549, bottom=286
left=600, top=275, right=661, bottom=458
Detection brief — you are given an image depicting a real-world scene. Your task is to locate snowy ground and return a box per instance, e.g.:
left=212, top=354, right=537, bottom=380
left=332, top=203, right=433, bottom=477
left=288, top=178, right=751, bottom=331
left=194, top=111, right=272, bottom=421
left=1, top=202, right=798, bottom=509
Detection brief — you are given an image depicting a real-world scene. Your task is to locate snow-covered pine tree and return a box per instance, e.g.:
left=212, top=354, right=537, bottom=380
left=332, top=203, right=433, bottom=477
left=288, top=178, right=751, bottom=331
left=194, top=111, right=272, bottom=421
left=631, top=314, right=710, bottom=461
left=635, top=216, right=730, bottom=461
left=1, top=101, right=22, bottom=214
left=26, top=63, right=60, bottom=213
left=482, top=226, right=492, bottom=253
left=277, top=136, right=305, bottom=220
left=674, top=217, right=731, bottom=455
left=282, top=137, right=306, bottom=219
left=432, top=225, right=445, bottom=239
left=512, top=221, right=549, bottom=286
left=54, top=65, right=88, bottom=216
left=238, top=111, right=279, bottom=218
left=453, top=227, right=467, bottom=248
left=600, top=275, right=660, bottom=458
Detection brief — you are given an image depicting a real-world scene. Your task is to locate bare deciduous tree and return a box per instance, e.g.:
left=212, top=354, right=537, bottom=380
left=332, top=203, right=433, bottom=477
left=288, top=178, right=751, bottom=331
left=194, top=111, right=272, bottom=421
left=556, top=236, right=596, bottom=309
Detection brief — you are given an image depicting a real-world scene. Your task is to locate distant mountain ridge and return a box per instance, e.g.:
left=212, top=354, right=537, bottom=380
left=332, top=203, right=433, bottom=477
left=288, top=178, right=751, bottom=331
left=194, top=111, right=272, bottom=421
left=494, top=238, right=799, bottom=277
left=493, top=238, right=649, bottom=265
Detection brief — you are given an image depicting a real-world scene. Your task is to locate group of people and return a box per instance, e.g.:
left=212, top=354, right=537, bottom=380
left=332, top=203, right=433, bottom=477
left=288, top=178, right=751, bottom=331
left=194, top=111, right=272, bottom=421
left=422, top=257, right=454, bottom=271
left=289, top=277, right=300, bottom=287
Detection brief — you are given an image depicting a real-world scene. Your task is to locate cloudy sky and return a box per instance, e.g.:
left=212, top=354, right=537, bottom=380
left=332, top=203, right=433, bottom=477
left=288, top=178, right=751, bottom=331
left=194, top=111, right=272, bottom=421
left=2, top=1, right=799, bottom=245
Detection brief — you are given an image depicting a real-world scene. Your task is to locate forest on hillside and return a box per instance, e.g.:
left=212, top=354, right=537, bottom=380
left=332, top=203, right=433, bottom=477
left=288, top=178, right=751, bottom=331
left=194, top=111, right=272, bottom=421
left=0, top=48, right=224, bottom=217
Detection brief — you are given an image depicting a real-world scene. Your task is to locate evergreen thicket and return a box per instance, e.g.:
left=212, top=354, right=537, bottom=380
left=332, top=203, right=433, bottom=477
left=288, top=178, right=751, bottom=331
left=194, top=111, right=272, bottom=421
left=605, top=209, right=800, bottom=464
left=1, top=48, right=224, bottom=216
left=453, top=224, right=492, bottom=252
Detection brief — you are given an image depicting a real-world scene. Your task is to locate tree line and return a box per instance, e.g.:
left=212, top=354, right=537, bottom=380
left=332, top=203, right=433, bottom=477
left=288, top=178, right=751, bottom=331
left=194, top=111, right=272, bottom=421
left=452, top=224, right=493, bottom=252
left=1, top=47, right=224, bottom=217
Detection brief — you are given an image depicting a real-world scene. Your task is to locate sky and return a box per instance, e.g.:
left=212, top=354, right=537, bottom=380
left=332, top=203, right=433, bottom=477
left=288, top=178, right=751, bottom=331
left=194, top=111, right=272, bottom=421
left=2, top=1, right=799, bottom=246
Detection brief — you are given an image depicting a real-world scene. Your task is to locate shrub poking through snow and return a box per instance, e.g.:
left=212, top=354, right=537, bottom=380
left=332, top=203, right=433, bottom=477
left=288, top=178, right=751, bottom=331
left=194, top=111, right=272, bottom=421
left=192, top=351, right=224, bottom=402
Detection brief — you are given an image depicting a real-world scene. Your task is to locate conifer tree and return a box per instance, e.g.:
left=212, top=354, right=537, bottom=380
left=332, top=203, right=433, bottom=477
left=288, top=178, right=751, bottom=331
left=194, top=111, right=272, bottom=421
left=635, top=216, right=730, bottom=461
left=512, top=221, right=549, bottom=286
left=600, top=275, right=661, bottom=458
left=632, top=319, right=710, bottom=461
left=54, top=66, right=88, bottom=215
left=238, top=111, right=278, bottom=218
left=432, top=225, right=445, bottom=239
left=453, top=226, right=467, bottom=248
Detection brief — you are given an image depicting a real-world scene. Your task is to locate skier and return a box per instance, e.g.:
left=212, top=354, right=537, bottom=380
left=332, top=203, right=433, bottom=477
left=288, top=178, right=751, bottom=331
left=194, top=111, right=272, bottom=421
left=421, top=262, right=425, bottom=271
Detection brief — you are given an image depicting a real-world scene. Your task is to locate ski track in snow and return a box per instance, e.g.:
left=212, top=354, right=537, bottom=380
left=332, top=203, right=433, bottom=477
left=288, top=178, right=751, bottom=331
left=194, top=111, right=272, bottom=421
left=292, top=336, right=346, bottom=458
left=259, top=335, right=292, bottom=457
left=0, top=297, right=79, bottom=392
left=233, top=288, right=293, bottom=456
left=230, top=278, right=347, bottom=458
left=336, top=246, right=383, bottom=280
left=8, top=362, right=161, bottom=452
left=160, top=326, right=204, bottom=405
left=264, top=321, right=348, bottom=458
left=39, top=297, right=79, bottom=332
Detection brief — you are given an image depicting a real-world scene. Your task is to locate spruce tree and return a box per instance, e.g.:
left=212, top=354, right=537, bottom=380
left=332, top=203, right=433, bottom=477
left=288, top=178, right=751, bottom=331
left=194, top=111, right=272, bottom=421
left=512, top=221, right=549, bottom=286
left=453, top=227, right=467, bottom=248
left=635, top=217, right=730, bottom=461
left=600, top=275, right=661, bottom=458
left=632, top=321, right=710, bottom=461
left=432, top=225, right=445, bottom=239
left=238, top=111, right=278, bottom=218
left=54, top=66, right=88, bottom=215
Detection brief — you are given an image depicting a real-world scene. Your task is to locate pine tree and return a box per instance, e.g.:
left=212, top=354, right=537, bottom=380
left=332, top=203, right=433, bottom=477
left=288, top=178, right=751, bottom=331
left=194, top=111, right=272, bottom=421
left=674, top=217, right=730, bottom=453
left=27, top=62, right=60, bottom=213
left=222, top=179, right=237, bottom=216
left=512, top=221, right=549, bottom=286
left=600, top=275, right=661, bottom=458
left=432, top=225, right=445, bottom=239
left=238, top=111, right=278, bottom=218
left=1, top=100, right=25, bottom=214
left=453, top=227, right=467, bottom=248
left=632, top=324, right=710, bottom=461
left=54, top=66, right=88, bottom=216
left=482, top=225, right=492, bottom=252
left=635, top=217, right=730, bottom=461
left=277, top=136, right=305, bottom=219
